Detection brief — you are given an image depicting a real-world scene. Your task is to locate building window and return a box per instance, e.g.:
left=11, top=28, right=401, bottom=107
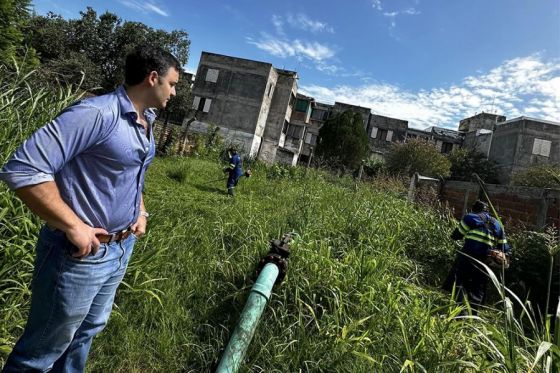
left=311, top=108, right=328, bottom=121
left=378, top=129, right=388, bottom=141
left=287, top=124, right=304, bottom=139
left=267, top=83, right=274, bottom=97
left=295, top=99, right=309, bottom=113
left=305, top=133, right=317, bottom=146
left=192, top=96, right=212, bottom=113
left=386, top=130, right=393, bottom=142
left=370, top=127, right=378, bottom=138
left=532, top=138, right=551, bottom=157
left=205, top=68, right=219, bottom=83
left=441, top=142, right=453, bottom=154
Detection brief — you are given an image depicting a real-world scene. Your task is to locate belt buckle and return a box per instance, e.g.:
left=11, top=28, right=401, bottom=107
left=107, top=233, right=116, bottom=243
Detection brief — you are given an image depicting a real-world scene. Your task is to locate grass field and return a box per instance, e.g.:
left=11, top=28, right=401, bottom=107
left=1, top=66, right=559, bottom=372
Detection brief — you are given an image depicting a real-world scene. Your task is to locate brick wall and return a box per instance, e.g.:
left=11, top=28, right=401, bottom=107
left=439, top=180, right=560, bottom=230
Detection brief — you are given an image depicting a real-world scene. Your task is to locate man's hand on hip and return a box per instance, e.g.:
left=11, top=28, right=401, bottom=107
left=66, top=223, right=108, bottom=258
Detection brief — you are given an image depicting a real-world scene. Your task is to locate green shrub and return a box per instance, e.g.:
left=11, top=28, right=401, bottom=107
left=511, top=164, right=560, bottom=188
left=447, top=148, right=500, bottom=183
left=386, top=139, right=451, bottom=178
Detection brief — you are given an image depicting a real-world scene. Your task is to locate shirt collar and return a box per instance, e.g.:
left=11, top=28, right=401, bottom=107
left=117, top=85, right=157, bottom=125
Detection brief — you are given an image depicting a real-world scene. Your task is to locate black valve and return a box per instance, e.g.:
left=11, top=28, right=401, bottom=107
left=256, top=233, right=293, bottom=284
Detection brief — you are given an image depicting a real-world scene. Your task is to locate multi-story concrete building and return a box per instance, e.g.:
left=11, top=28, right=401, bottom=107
left=189, top=52, right=275, bottom=157
left=367, top=114, right=408, bottom=158
left=299, top=101, right=331, bottom=164
left=189, top=52, right=299, bottom=164
left=458, top=113, right=560, bottom=183
left=487, top=117, right=560, bottom=183
left=332, top=102, right=371, bottom=129
left=186, top=51, right=557, bottom=182
left=260, top=69, right=298, bottom=164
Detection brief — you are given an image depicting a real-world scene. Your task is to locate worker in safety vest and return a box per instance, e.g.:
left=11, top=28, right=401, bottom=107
left=443, top=200, right=510, bottom=313
left=224, top=146, right=244, bottom=196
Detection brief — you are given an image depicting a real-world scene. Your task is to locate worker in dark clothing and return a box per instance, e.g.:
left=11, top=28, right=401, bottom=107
left=443, top=200, right=510, bottom=313
left=224, top=146, right=243, bottom=196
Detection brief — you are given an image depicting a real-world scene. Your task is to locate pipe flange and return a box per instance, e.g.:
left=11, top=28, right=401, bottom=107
left=257, top=253, right=288, bottom=284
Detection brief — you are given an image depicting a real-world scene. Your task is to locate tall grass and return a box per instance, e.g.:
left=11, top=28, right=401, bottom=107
left=0, top=64, right=81, bottom=357
left=1, top=66, right=559, bottom=372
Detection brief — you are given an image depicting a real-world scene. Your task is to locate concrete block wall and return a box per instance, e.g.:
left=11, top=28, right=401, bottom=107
left=440, top=180, right=560, bottom=230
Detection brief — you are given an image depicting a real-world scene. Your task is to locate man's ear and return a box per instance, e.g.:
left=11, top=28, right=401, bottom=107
left=146, top=71, right=159, bottom=87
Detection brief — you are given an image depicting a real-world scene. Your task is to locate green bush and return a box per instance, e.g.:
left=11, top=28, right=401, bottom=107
left=447, top=148, right=500, bottom=183
left=511, top=164, right=560, bottom=188
left=386, top=139, right=451, bottom=178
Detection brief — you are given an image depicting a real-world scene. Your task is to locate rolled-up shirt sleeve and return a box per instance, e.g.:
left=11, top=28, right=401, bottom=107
left=0, top=103, right=104, bottom=190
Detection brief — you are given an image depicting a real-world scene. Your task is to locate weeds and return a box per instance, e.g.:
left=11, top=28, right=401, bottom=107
left=1, top=65, right=559, bottom=372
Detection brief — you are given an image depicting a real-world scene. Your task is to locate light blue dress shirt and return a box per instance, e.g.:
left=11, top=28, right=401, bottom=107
left=0, top=86, right=156, bottom=233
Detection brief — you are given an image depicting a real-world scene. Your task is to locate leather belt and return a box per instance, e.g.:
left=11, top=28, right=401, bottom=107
left=96, top=228, right=132, bottom=243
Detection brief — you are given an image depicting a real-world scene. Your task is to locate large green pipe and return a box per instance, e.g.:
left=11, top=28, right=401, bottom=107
left=215, top=262, right=280, bottom=373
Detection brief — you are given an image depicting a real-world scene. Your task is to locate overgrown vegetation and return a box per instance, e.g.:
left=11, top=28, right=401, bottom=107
left=447, top=148, right=500, bottom=183
left=511, top=164, right=560, bottom=188
left=386, top=139, right=452, bottom=178
left=0, top=64, right=82, bottom=356
left=316, top=110, right=369, bottom=171
left=1, top=69, right=559, bottom=371
left=1, top=50, right=559, bottom=373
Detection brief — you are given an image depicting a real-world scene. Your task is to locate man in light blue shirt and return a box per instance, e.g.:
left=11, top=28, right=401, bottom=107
left=1, top=45, right=180, bottom=372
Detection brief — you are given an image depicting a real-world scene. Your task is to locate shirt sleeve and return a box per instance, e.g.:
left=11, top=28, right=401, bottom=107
left=456, top=215, right=473, bottom=237
left=0, top=103, right=105, bottom=190
left=494, top=220, right=510, bottom=253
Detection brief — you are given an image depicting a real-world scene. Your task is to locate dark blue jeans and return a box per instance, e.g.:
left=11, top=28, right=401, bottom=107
left=3, top=225, right=136, bottom=372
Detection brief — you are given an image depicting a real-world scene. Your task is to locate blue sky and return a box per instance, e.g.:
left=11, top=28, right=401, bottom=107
left=32, top=0, right=560, bottom=129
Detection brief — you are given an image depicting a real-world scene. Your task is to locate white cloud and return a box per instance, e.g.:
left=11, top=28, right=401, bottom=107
left=376, top=2, right=421, bottom=30
left=372, top=0, right=383, bottom=11
left=118, top=0, right=168, bottom=17
left=247, top=33, right=335, bottom=62
left=299, top=55, right=560, bottom=129
left=271, top=14, right=285, bottom=36
left=248, top=14, right=339, bottom=73
left=286, top=13, right=335, bottom=34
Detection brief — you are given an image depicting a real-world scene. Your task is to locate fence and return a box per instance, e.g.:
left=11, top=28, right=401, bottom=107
left=439, top=180, right=560, bottom=230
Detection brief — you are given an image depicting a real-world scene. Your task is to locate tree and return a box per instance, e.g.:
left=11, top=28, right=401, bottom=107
left=28, top=7, right=190, bottom=95
left=511, top=164, right=560, bottom=188
left=0, top=0, right=38, bottom=67
left=316, top=110, right=369, bottom=170
left=386, top=139, right=451, bottom=178
left=447, top=148, right=500, bottom=183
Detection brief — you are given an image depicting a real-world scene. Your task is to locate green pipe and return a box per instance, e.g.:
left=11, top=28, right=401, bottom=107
left=216, top=262, right=280, bottom=373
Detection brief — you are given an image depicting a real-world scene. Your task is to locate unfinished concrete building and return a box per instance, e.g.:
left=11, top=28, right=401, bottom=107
left=189, top=52, right=275, bottom=156
left=461, top=112, right=507, bottom=155
left=300, top=101, right=332, bottom=164
left=332, top=102, right=371, bottom=129
left=186, top=52, right=558, bottom=181
left=487, top=117, right=560, bottom=183
left=279, top=93, right=314, bottom=165
left=367, top=114, right=408, bottom=158
left=260, top=69, right=298, bottom=165
left=188, top=52, right=298, bottom=164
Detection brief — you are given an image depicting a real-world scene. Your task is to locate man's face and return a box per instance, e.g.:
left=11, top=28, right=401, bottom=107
left=152, top=67, right=179, bottom=109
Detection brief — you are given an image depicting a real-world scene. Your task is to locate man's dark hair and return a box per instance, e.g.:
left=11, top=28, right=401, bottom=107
left=472, top=200, right=488, bottom=213
left=125, top=45, right=181, bottom=86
